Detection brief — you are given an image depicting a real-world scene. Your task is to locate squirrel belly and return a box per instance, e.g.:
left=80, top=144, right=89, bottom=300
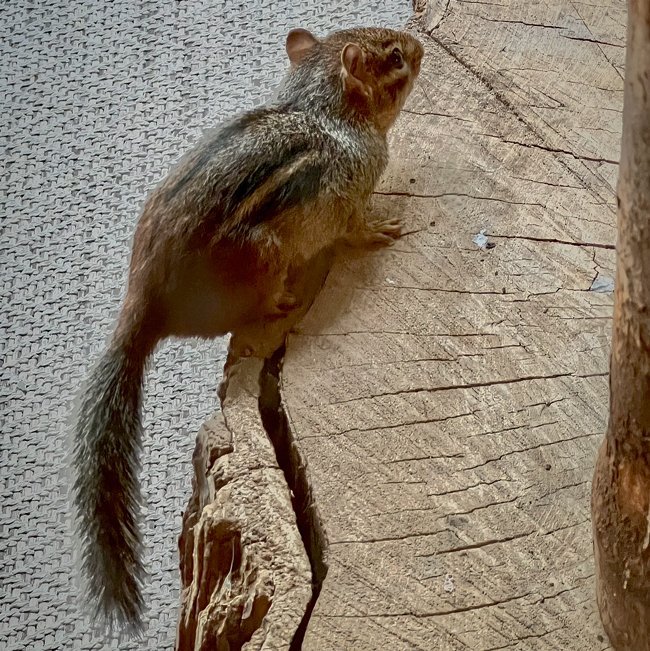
left=73, top=25, right=424, bottom=633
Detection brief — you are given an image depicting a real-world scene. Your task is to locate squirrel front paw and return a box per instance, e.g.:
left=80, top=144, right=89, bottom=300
left=347, top=218, right=403, bottom=249
left=369, top=218, right=402, bottom=244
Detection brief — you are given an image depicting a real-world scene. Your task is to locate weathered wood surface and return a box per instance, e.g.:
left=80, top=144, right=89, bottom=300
left=592, top=1, right=650, bottom=649
left=277, top=1, right=625, bottom=648
left=176, top=357, right=312, bottom=651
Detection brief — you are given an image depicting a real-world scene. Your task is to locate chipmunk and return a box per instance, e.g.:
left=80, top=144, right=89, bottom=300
left=73, top=26, right=423, bottom=633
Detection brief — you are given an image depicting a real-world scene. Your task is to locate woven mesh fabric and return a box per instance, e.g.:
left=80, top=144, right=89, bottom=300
left=1, top=1, right=409, bottom=649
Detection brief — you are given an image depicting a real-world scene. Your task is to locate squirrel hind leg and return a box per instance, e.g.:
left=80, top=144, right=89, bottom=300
left=262, top=270, right=301, bottom=321
left=265, top=287, right=301, bottom=320
left=260, top=256, right=306, bottom=321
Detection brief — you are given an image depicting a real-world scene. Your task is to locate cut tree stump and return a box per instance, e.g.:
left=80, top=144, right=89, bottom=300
left=591, top=1, right=650, bottom=649
left=177, top=1, right=629, bottom=648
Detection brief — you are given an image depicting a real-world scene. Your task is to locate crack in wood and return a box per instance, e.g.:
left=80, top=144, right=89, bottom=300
left=423, top=28, right=619, bottom=207
left=259, top=346, right=329, bottom=650
left=302, top=410, right=476, bottom=440
left=326, top=372, right=580, bottom=405
left=462, top=431, right=600, bottom=471
left=489, top=233, right=616, bottom=250
left=319, top=591, right=534, bottom=618
left=421, top=530, right=536, bottom=555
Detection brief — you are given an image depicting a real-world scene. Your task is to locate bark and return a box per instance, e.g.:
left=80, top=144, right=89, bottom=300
left=592, top=1, right=650, bottom=649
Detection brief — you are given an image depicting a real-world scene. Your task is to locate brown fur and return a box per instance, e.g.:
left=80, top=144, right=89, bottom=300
left=73, top=25, right=423, bottom=633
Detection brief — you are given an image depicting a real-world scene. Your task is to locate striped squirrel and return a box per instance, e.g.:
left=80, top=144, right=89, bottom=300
left=73, top=26, right=423, bottom=633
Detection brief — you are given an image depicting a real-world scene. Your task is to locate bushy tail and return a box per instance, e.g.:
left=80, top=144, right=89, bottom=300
left=73, top=335, right=152, bottom=633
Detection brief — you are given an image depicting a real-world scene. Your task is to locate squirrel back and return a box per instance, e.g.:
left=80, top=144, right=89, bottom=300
left=73, top=25, right=423, bottom=634
left=134, top=27, right=423, bottom=278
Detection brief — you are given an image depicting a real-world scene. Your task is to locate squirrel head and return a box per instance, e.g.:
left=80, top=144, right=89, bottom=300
left=284, top=27, right=424, bottom=134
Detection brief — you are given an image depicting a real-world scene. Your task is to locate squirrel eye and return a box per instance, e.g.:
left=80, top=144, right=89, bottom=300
left=389, top=47, right=404, bottom=68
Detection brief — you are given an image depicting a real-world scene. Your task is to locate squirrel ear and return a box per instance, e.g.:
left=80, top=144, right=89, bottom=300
left=341, top=43, right=367, bottom=92
left=286, top=28, right=319, bottom=65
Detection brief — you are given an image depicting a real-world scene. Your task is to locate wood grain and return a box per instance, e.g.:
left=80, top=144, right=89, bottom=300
left=278, top=1, right=625, bottom=648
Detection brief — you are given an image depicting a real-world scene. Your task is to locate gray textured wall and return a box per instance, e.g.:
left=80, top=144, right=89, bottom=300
left=1, top=1, right=410, bottom=649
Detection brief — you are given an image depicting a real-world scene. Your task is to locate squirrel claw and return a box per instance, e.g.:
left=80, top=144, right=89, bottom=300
left=371, top=217, right=402, bottom=235
left=361, top=218, right=403, bottom=249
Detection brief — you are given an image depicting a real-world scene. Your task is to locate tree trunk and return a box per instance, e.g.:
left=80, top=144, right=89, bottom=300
left=592, top=1, right=650, bottom=649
